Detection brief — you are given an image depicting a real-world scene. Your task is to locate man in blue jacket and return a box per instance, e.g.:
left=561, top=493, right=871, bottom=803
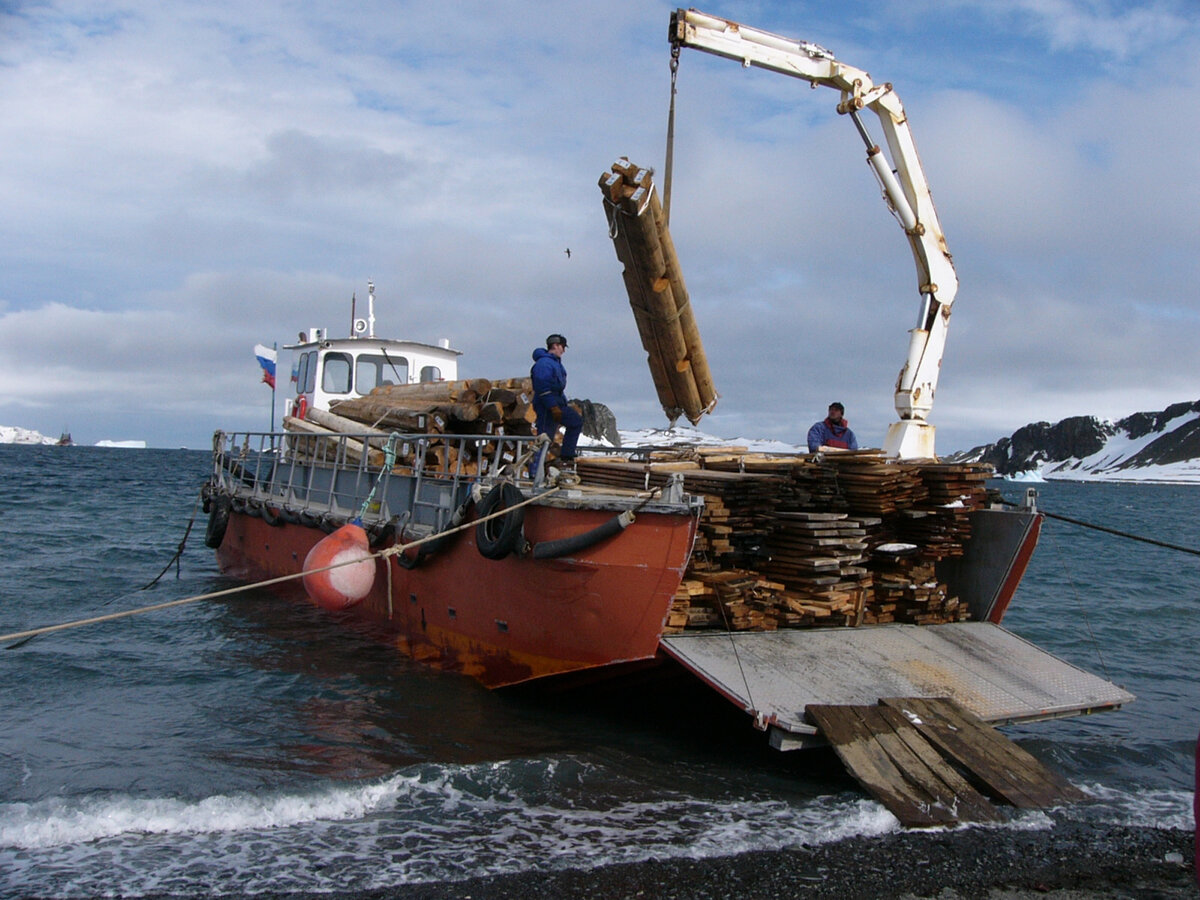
left=531, top=334, right=583, bottom=467
left=807, top=402, right=859, bottom=452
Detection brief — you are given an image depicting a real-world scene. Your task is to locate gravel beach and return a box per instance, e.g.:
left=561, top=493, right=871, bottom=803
left=135, top=822, right=1193, bottom=900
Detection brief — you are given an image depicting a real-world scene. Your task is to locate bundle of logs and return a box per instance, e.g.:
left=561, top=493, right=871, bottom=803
left=600, top=158, right=717, bottom=426
left=574, top=450, right=993, bottom=634
left=281, top=378, right=550, bottom=475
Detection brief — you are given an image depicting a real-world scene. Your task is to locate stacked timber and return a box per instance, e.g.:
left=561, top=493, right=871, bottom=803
left=576, top=457, right=780, bottom=568
left=912, top=462, right=993, bottom=508
left=599, top=158, right=717, bottom=425
left=865, top=553, right=967, bottom=626
left=667, top=570, right=786, bottom=632
left=762, top=512, right=873, bottom=626
left=328, top=378, right=537, bottom=435
left=282, top=407, right=391, bottom=467
left=573, top=449, right=989, bottom=633
left=894, top=508, right=973, bottom=561
left=816, top=451, right=926, bottom=516
left=283, top=378, right=542, bottom=476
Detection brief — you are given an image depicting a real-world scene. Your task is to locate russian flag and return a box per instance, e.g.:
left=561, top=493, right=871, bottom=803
left=254, top=343, right=277, bottom=389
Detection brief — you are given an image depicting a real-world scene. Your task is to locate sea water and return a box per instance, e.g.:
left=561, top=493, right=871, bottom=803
left=0, top=445, right=1195, bottom=896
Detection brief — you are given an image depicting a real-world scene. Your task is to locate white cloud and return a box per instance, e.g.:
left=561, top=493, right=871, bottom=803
left=0, top=1, right=1197, bottom=451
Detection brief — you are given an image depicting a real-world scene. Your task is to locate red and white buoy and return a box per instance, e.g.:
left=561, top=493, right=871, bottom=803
left=301, top=523, right=376, bottom=610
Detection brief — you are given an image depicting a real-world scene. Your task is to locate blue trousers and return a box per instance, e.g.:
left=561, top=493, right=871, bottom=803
left=533, top=397, right=583, bottom=460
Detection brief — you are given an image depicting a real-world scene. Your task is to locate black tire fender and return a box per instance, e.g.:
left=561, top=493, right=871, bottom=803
left=205, top=495, right=231, bottom=548
left=475, top=483, right=525, bottom=560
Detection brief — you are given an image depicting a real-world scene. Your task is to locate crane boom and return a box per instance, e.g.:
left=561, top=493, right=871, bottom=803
left=670, top=9, right=958, bottom=458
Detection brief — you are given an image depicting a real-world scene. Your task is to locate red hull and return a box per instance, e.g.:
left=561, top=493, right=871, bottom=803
left=216, top=505, right=698, bottom=688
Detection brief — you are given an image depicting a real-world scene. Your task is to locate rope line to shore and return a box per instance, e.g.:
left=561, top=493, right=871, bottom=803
left=1, top=484, right=575, bottom=647
left=1004, top=499, right=1200, bottom=558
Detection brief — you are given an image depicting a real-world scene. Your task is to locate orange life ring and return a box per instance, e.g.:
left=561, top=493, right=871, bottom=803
left=294, top=395, right=309, bottom=419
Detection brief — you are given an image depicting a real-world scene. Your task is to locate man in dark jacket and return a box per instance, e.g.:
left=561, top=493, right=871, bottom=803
left=531, top=334, right=583, bottom=466
left=807, top=402, right=859, bottom=452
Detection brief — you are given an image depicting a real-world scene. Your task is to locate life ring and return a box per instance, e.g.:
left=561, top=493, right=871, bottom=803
left=475, top=483, right=525, bottom=560
left=205, top=495, right=231, bottom=548
left=294, top=395, right=309, bottom=420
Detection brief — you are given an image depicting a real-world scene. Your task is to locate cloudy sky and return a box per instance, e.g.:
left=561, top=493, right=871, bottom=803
left=2, top=0, right=1197, bottom=451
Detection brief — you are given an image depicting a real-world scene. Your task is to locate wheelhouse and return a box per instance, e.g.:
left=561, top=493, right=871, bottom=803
left=285, top=333, right=460, bottom=419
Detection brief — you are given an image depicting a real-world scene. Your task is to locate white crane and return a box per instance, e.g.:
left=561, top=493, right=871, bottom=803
left=669, top=9, right=958, bottom=458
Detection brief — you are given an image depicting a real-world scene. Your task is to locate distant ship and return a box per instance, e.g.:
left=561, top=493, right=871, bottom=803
left=55, top=430, right=73, bottom=447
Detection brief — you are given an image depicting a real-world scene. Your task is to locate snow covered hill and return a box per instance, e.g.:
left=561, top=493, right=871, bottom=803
left=947, top=400, right=1200, bottom=484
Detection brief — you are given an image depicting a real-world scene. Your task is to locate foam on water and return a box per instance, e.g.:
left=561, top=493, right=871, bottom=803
left=3, top=755, right=1193, bottom=896
left=1, top=757, right=897, bottom=895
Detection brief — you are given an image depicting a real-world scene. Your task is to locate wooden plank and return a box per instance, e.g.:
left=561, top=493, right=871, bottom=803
left=879, top=697, right=1087, bottom=808
left=805, top=704, right=956, bottom=828
left=868, top=706, right=1001, bottom=823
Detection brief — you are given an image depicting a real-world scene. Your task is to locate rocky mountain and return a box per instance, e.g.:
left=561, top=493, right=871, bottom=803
left=948, top=400, right=1200, bottom=482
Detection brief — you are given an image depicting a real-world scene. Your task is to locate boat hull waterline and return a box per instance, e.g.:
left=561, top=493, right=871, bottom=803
left=216, top=503, right=700, bottom=689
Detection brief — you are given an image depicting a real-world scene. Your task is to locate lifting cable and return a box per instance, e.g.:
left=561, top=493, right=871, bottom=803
left=1, top=484, right=569, bottom=649
left=662, top=42, right=681, bottom=228
left=1003, top=498, right=1200, bottom=558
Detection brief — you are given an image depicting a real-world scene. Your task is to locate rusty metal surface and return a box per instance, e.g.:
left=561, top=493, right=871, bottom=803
left=660, top=622, right=1135, bottom=737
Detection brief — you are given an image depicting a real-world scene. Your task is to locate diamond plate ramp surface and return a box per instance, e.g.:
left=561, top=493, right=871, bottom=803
left=659, top=622, right=1134, bottom=737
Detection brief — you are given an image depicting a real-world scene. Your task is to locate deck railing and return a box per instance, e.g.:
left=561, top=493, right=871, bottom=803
left=211, top=429, right=542, bottom=531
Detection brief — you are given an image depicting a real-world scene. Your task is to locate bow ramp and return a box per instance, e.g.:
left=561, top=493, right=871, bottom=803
left=661, top=623, right=1133, bottom=826
left=659, top=622, right=1134, bottom=751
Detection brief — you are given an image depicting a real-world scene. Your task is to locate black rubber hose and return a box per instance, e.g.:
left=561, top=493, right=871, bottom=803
left=531, top=511, right=633, bottom=560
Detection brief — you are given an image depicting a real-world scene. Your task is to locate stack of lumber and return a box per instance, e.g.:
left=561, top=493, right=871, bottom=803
left=762, top=511, right=873, bottom=625
left=599, top=158, right=717, bottom=425
left=282, top=378, right=543, bottom=476
left=894, top=507, right=973, bottom=561
left=575, top=456, right=701, bottom=492
left=668, top=568, right=870, bottom=631
left=703, top=452, right=821, bottom=510
left=912, top=462, right=993, bottom=508
left=576, top=458, right=782, bottom=568
left=281, top=407, right=391, bottom=467
left=816, top=452, right=926, bottom=515
left=667, top=570, right=784, bottom=632
left=788, top=458, right=848, bottom=512
left=663, top=579, right=722, bottom=633
left=572, top=447, right=983, bottom=634
left=328, top=378, right=537, bottom=435
left=864, top=552, right=967, bottom=625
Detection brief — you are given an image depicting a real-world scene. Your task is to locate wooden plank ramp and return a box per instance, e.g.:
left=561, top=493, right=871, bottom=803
left=806, top=697, right=1085, bottom=828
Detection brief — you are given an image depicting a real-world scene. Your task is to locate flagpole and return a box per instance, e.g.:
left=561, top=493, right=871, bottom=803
left=270, top=341, right=277, bottom=433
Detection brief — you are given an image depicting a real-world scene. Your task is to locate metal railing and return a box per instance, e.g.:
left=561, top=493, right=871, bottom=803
left=210, top=429, right=542, bottom=531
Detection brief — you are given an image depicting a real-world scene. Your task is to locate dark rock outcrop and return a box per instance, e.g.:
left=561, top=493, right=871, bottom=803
left=575, top=399, right=620, bottom=447
left=948, top=400, right=1200, bottom=476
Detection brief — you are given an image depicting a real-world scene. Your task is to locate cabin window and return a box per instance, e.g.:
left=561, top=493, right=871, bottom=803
left=322, top=352, right=352, bottom=394
left=355, top=353, right=408, bottom=393
left=296, top=351, right=313, bottom=394
left=419, top=365, right=442, bottom=383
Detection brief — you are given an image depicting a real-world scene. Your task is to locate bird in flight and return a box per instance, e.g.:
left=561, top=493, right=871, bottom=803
left=564, top=248, right=571, bottom=259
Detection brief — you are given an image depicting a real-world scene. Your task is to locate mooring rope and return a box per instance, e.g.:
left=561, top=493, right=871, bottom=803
left=139, top=494, right=201, bottom=590
left=1002, top=498, right=1200, bottom=558
left=1, top=484, right=569, bottom=648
